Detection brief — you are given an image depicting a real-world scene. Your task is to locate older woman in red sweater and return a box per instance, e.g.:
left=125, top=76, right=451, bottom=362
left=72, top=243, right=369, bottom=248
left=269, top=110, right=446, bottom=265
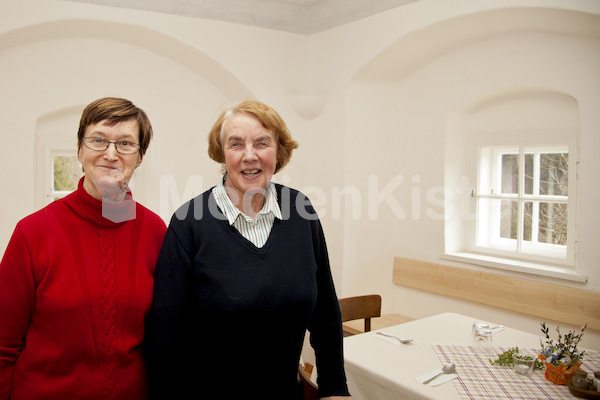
left=0, top=97, right=166, bottom=399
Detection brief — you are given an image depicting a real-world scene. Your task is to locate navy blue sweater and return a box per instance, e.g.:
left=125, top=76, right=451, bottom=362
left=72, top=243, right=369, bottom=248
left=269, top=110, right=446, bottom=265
left=144, top=185, right=349, bottom=399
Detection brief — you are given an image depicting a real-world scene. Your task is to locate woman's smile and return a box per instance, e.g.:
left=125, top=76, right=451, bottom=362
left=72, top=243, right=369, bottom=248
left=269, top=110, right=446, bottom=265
left=222, top=112, right=277, bottom=215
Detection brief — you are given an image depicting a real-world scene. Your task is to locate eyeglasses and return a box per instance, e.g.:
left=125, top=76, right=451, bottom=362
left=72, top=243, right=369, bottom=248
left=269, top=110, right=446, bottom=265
left=83, top=137, right=140, bottom=154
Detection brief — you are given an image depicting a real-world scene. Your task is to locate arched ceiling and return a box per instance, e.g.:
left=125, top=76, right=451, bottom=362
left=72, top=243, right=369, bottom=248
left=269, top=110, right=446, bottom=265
left=353, top=7, right=600, bottom=83
left=0, top=19, right=252, bottom=99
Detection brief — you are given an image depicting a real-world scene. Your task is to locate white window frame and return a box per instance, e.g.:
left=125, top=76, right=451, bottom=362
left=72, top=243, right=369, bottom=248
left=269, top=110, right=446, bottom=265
left=35, top=135, right=81, bottom=209
left=474, top=145, right=572, bottom=264
left=48, top=151, right=82, bottom=202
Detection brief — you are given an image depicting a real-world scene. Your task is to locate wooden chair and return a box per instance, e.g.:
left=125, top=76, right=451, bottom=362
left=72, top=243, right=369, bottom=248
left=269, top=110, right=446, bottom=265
left=298, top=362, right=319, bottom=400
left=338, top=294, right=382, bottom=335
left=297, top=295, right=383, bottom=398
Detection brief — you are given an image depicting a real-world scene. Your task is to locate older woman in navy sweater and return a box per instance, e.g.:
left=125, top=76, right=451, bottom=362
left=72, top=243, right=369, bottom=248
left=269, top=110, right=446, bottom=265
left=144, top=100, right=351, bottom=399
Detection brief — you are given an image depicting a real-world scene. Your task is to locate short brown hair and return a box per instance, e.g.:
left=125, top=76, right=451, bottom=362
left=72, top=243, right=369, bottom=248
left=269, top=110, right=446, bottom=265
left=77, top=97, right=153, bottom=157
left=207, top=100, right=299, bottom=174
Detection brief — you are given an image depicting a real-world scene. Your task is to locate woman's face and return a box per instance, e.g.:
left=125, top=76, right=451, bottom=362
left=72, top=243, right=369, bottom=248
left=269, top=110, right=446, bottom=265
left=222, top=112, right=277, bottom=211
left=78, top=119, right=142, bottom=201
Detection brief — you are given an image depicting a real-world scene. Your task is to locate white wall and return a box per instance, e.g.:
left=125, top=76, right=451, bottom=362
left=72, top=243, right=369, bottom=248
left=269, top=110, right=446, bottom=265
left=327, top=2, right=600, bottom=349
left=1, top=0, right=599, bottom=349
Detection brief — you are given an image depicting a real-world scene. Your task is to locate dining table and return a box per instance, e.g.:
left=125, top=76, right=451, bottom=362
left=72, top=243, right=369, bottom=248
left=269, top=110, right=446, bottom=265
left=343, top=312, right=600, bottom=400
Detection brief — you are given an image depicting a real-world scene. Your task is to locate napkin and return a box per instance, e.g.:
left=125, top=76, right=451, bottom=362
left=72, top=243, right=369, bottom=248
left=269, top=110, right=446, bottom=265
left=415, top=369, right=458, bottom=387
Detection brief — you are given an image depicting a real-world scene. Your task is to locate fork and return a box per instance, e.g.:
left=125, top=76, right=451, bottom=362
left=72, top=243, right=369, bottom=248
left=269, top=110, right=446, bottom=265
left=376, top=332, right=412, bottom=344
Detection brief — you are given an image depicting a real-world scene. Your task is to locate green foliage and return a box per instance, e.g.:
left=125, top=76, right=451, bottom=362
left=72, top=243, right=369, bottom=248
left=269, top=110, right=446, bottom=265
left=489, top=347, right=544, bottom=370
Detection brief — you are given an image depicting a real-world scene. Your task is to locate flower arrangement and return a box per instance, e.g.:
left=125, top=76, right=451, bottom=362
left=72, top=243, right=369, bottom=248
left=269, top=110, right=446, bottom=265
left=538, top=322, right=587, bottom=385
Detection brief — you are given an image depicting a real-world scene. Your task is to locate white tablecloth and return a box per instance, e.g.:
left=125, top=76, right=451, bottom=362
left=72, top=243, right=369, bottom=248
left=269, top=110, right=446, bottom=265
left=343, top=312, right=595, bottom=400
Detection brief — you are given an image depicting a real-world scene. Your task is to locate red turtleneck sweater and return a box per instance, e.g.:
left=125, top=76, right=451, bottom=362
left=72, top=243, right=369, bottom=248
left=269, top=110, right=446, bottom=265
left=0, top=179, right=166, bottom=400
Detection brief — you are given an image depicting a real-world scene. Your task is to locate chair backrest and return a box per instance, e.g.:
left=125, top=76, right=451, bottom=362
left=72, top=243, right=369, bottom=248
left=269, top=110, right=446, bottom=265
left=338, top=294, right=382, bottom=333
left=298, top=362, right=319, bottom=400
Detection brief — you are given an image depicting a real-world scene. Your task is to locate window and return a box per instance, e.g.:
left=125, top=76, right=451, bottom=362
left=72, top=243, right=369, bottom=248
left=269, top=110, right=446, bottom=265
left=443, top=90, right=581, bottom=281
left=35, top=106, right=85, bottom=208
left=50, top=153, right=82, bottom=202
left=475, top=146, right=571, bottom=263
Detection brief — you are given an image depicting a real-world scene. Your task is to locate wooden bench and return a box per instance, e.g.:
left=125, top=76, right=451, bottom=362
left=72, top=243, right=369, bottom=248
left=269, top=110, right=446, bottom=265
left=392, top=257, right=600, bottom=331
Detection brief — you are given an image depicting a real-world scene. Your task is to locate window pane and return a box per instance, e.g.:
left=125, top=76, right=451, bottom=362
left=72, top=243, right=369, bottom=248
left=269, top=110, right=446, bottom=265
left=53, top=155, right=82, bottom=192
left=540, top=153, right=568, bottom=196
left=500, top=199, right=518, bottom=239
left=524, top=154, right=534, bottom=195
left=523, top=201, right=532, bottom=241
left=501, top=154, right=518, bottom=194
left=538, top=202, right=568, bottom=245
